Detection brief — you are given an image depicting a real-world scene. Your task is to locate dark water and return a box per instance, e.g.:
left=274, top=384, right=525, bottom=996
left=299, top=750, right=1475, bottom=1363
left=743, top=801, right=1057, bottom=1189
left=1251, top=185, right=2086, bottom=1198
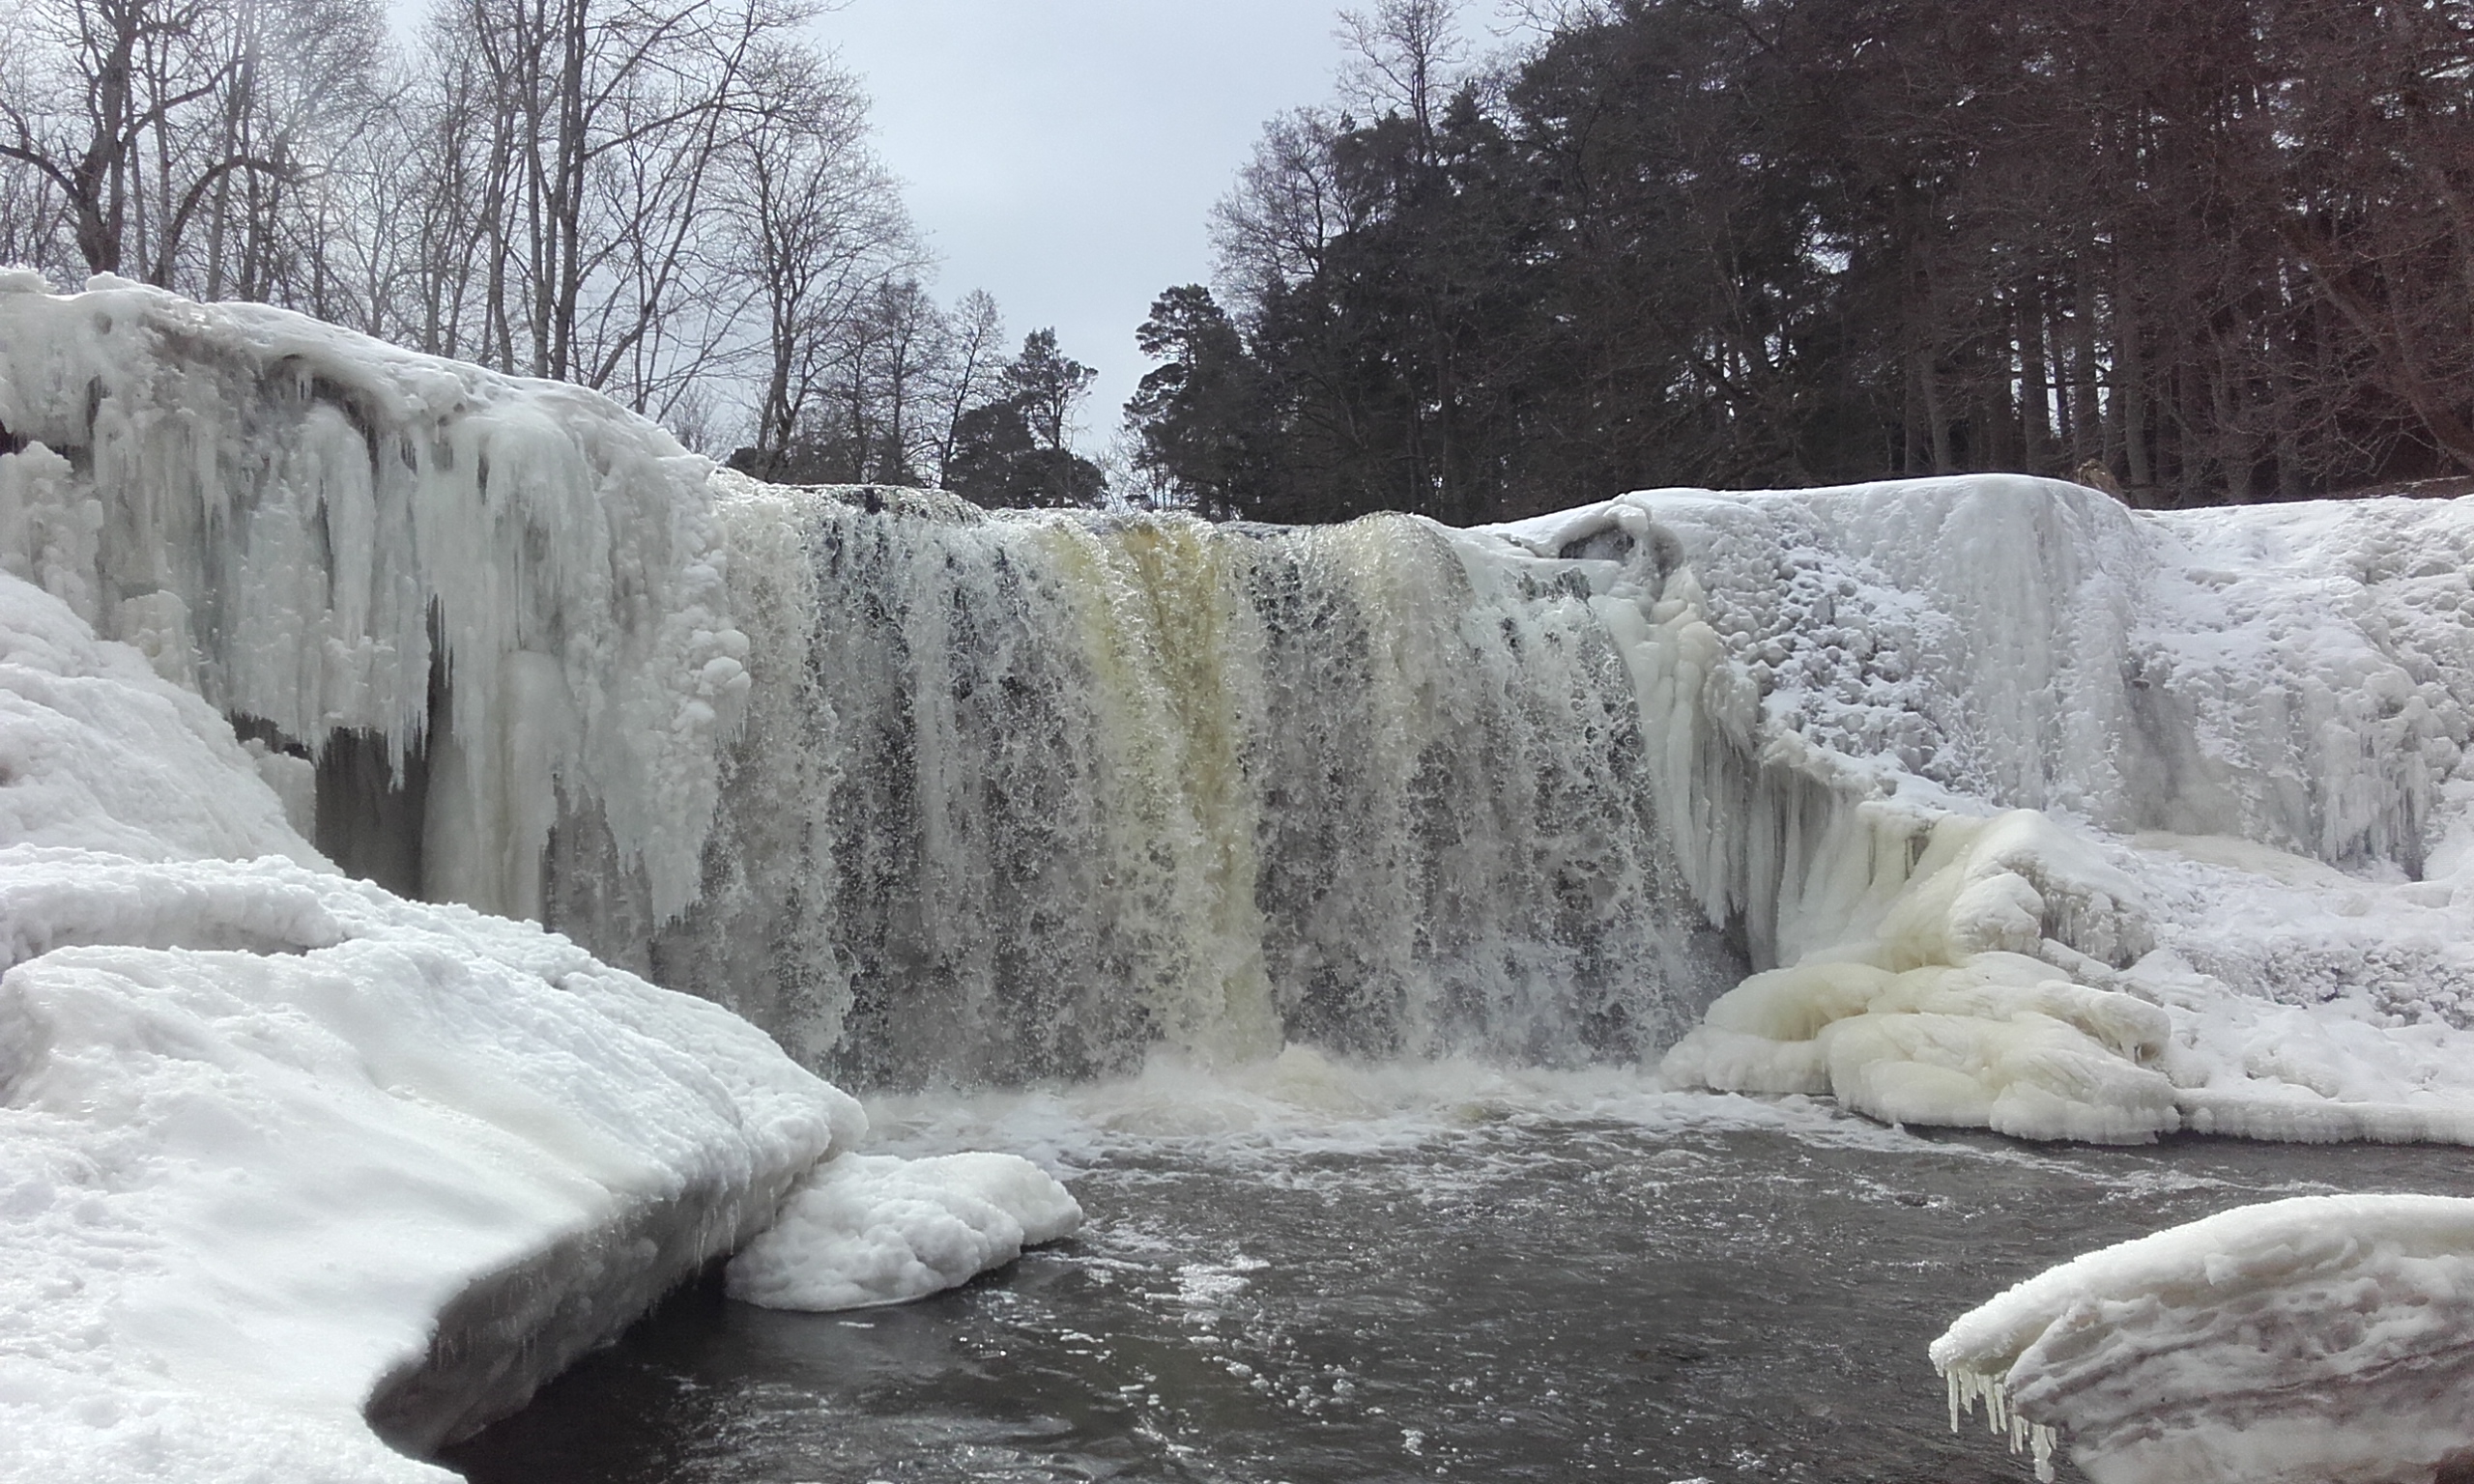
left=444, top=1089, right=2474, bottom=1484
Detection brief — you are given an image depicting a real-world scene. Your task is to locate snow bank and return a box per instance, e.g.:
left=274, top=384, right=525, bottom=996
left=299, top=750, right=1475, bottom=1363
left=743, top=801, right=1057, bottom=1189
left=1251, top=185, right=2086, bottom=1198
left=0, top=569, right=860, bottom=1480
left=1492, top=479, right=2474, bottom=1144
left=0, top=273, right=750, bottom=924
left=724, top=1152, right=1081, bottom=1311
left=1930, top=1194, right=2474, bottom=1484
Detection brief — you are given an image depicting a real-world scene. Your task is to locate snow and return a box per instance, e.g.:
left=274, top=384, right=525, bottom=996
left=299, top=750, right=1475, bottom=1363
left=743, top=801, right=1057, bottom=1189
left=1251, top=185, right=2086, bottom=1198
left=0, top=565, right=868, bottom=1481
left=1930, top=1193, right=2474, bottom=1484
left=1490, top=479, right=2474, bottom=1144
left=725, top=1152, right=1082, bottom=1311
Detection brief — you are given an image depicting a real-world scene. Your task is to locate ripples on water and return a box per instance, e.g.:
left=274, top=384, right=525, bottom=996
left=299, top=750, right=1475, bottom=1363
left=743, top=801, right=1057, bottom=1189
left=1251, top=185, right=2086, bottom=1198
left=446, top=1063, right=2474, bottom=1484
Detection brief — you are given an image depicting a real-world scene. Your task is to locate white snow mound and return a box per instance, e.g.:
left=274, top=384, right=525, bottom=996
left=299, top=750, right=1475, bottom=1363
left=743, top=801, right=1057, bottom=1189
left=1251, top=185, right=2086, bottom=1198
left=725, top=1151, right=1083, bottom=1311
left=0, top=569, right=862, bottom=1482
left=1931, top=1193, right=2474, bottom=1484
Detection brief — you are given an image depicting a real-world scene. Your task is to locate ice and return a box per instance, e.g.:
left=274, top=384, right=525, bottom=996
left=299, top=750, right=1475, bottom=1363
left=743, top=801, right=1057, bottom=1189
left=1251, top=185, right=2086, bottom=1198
left=725, top=1151, right=1082, bottom=1311
left=0, top=569, right=861, bottom=1481
left=1931, top=1193, right=2474, bottom=1483
left=0, top=274, right=751, bottom=923
left=1532, top=479, right=2474, bottom=1142
left=11, top=273, right=2474, bottom=1146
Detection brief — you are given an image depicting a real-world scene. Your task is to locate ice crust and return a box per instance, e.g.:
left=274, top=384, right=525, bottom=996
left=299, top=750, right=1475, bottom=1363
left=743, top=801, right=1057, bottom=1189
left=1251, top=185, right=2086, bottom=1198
left=724, top=1152, right=1082, bottom=1311
left=1931, top=1194, right=2474, bottom=1484
left=1499, top=482, right=2474, bottom=1145
left=0, top=567, right=867, bottom=1481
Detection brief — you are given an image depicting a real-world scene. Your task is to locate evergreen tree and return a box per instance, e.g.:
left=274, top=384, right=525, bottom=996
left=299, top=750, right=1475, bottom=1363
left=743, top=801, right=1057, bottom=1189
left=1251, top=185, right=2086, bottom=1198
left=945, top=328, right=1108, bottom=508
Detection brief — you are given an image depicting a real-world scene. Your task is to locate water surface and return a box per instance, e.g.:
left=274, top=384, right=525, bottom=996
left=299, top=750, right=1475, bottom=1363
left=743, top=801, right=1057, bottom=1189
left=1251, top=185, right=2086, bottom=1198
left=448, top=1070, right=2474, bottom=1483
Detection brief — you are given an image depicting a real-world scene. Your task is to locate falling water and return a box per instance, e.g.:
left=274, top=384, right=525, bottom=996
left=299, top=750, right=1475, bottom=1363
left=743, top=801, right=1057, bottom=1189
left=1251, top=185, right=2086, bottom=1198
left=616, top=485, right=1742, bottom=1087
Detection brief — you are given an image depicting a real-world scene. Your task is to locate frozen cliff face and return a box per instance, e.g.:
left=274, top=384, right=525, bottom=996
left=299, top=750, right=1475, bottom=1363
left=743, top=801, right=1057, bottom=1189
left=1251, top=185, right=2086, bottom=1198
left=1507, top=482, right=2474, bottom=1143
left=10, top=277, right=2472, bottom=1141
left=0, top=273, right=751, bottom=925
left=0, top=568, right=861, bottom=1481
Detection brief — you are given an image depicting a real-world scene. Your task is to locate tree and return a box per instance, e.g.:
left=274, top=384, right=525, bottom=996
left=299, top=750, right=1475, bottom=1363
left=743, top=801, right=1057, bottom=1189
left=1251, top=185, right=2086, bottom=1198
left=0, top=0, right=376, bottom=288
left=944, top=328, right=1108, bottom=508
left=1134, top=0, right=2474, bottom=525
left=1126, top=285, right=1267, bottom=520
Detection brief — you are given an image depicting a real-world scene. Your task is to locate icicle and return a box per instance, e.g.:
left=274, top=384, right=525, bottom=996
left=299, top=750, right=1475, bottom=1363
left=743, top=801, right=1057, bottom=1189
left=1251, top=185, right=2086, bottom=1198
left=1939, top=1360, right=2059, bottom=1483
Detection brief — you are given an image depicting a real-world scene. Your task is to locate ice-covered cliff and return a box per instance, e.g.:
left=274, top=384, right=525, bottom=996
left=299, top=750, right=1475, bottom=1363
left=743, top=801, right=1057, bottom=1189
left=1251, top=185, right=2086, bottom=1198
left=0, top=271, right=750, bottom=926
left=1531, top=483, right=2474, bottom=1143
left=0, top=567, right=861, bottom=1481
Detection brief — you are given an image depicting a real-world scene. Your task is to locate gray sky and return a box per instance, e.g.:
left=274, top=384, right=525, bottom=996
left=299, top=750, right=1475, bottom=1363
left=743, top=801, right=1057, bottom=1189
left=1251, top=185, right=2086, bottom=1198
left=816, top=1, right=1376, bottom=449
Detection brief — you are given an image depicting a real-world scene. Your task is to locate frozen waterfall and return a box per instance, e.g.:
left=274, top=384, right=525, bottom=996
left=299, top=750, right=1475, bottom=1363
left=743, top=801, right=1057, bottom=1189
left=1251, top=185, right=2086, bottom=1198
left=8, top=277, right=2473, bottom=1131
left=641, top=480, right=1742, bottom=1083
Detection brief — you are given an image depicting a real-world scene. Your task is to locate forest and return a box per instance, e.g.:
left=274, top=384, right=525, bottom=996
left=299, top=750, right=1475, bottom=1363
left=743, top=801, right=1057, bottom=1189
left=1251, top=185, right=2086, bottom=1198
left=1131, top=0, right=2474, bottom=523
left=0, top=0, right=1109, bottom=505
left=4, top=0, right=2472, bottom=524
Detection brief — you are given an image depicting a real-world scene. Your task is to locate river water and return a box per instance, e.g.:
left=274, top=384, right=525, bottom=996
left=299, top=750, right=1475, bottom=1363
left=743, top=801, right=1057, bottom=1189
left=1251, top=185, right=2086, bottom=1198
left=446, top=1057, right=2474, bottom=1484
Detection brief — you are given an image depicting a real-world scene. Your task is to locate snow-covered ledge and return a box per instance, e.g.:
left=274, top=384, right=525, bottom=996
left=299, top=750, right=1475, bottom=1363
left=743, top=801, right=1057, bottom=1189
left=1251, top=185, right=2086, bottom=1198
left=0, top=572, right=857, bottom=1479
left=1932, top=1194, right=2474, bottom=1484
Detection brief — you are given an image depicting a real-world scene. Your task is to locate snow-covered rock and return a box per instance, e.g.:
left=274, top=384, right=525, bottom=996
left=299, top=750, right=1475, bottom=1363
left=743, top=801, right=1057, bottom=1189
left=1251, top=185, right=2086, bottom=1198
left=1931, top=1193, right=2474, bottom=1484
left=724, top=1152, right=1082, bottom=1312
left=0, top=566, right=869, bottom=1482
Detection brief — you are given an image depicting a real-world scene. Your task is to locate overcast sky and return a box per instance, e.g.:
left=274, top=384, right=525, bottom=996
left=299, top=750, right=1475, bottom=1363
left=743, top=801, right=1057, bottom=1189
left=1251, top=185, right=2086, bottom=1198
left=818, top=1, right=1496, bottom=450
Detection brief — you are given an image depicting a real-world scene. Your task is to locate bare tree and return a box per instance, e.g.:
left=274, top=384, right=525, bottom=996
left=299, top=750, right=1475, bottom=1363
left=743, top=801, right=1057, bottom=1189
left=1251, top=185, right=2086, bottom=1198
left=401, top=0, right=820, bottom=412
left=720, top=38, right=917, bottom=475
left=1211, top=107, right=1346, bottom=311
left=927, top=287, right=1005, bottom=488
left=0, top=0, right=287, bottom=279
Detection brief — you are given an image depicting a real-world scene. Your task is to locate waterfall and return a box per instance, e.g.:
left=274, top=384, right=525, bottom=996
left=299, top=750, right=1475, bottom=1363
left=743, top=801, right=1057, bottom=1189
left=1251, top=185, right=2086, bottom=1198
left=628, top=481, right=1743, bottom=1085
left=20, top=282, right=2463, bottom=1110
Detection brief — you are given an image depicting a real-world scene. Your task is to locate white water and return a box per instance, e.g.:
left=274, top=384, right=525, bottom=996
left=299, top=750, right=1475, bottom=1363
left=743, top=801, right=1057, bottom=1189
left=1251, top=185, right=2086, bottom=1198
left=643, top=481, right=1740, bottom=1082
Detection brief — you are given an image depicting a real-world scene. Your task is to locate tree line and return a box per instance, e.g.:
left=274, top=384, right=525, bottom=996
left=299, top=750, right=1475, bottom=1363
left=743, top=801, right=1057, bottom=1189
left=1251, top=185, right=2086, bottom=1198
left=1129, top=0, right=2474, bottom=524
left=0, top=0, right=1106, bottom=505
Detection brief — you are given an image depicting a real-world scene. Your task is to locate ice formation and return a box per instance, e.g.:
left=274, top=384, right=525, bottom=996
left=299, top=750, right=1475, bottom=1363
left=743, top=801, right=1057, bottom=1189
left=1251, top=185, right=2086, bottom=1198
left=1931, top=1193, right=2474, bottom=1483
left=1545, top=482, right=2474, bottom=1143
left=0, top=271, right=750, bottom=924
left=725, top=1151, right=1082, bottom=1311
left=10, top=274, right=2474, bottom=1142
left=0, top=564, right=865, bottom=1481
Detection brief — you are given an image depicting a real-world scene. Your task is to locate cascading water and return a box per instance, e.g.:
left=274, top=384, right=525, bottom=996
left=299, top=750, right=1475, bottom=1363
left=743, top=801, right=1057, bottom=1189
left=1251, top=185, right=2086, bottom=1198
left=15, top=279, right=2472, bottom=1137
left=634, top=481, right=1744, bottom=1086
